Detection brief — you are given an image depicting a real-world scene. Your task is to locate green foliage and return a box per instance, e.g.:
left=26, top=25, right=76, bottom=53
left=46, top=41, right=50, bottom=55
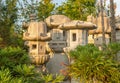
left=13, top=64, right=42, bottom=83
left=37, top=0, right=55, bottom=21
left=0, top=67, right=25, bottom=83
left=56, top=0, right=96, bottom=20
left=0, top=67, right=36, bottom=83
left=0, top=46, right=38, bottom=82
left=0, top=46, right=64, bottom=83
left=19, top=0, right=55, bottom=21
left=51, top=74, right=65, bottom=83
left=0, top=46, right=30, bottom=68
left=0, top=68, right=11, bottom=83
left=41, top=74, right=53, bottom=83
left=104, top=43, right=120, bottom=58
left=0, top=0, right=18, bottom=46
left=69, top=44, right=120, bottom=83
left=41, top=74, right=64, bottom=83
left=9, top=35, right=24, bottom=48
left=14, top=64, right=35, bottom=77
left=10, top=77, right=25, bottom=83
left=0, top=46, right=32, bottom=82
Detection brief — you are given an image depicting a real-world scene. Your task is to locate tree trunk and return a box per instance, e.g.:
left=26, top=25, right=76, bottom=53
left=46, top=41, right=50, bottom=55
left=100, top=0, right=106, bottom=46
left=110, top=0, right=116, bottom=42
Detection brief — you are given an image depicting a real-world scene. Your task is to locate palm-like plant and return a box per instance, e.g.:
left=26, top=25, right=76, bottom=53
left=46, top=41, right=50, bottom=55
left=0, top=67, right=25, bottom=83
left=104, top=43, right=120, bottom=61
left=41, top=73, right=64, bottom=83
left=14, top=64, right=35, bottom=77
left=0, top=68, right=11, bottom=83
left=68, top=44, right=120, bottom=83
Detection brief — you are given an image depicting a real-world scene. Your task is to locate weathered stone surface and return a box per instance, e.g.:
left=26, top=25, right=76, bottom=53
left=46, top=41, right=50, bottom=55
left=58, top=20, right=96, bottom=30
left=22, top=21, right=52, bottom=65
left=46, top=53, right=69, bottom=75
left=45, top=15, right=71, bottom=28
left=117, top=51, right=120, bottom=62
left=46, top=53, right=81, bottom=83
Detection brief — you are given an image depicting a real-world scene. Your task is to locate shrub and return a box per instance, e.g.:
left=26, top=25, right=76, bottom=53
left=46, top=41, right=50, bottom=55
left=0, top=46, right=30, bottom=68
left=68, top=44, right=120, bottom=83
left=0, top=46, right=64, bottom=83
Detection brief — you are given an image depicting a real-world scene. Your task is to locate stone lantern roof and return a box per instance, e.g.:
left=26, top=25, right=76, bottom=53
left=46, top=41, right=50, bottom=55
left=45, top=15, right=71, bottom=28
left=58, top=20, right=97, bottom=30
left=88, top=12, right=111, bottom=35
left=116, top=16, right=120, bottom=30
left=89, top=15, right=120, bottom=35
left=23, top=21, right=51, bottom=41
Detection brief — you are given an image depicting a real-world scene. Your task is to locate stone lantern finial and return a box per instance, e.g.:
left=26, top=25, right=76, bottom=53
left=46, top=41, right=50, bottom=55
left=29, top=14, right=36, bottom=21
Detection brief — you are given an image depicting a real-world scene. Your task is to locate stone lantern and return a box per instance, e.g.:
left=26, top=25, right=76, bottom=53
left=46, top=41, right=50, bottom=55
left=58, top=20, right=96, bottom=83
left=115, top=16, right=120, bottom=42
left=45, top=15, right=71, bottom=52
left=22, top=18, right=51, bottom=65
left=58, top=20, right=97, bottom=50
left=45, top=15, right=71, bottom=78
left=88, top=12, right=111, bottom=45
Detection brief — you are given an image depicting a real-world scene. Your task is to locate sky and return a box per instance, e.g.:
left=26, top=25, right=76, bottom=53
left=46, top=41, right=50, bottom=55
left=52, top=0, right=66, bottom=5
left=53, top=0, right=120, bottom=16
left=106, top=0, right=120, bottom=16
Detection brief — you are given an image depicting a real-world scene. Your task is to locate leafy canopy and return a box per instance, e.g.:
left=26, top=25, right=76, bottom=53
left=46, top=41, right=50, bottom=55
left=0, top=0, right=18, bottom=46
left=56, top=0, right=96, bottom=20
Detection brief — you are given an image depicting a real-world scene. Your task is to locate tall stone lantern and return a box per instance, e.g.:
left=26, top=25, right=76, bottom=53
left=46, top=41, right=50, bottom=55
left=22, top=15, right=51, bottom=65
left=45, top=15, right=71, bottom=52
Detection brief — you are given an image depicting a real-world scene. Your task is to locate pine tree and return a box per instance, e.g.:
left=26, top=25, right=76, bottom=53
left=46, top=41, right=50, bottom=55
left=0, top=0, right=18, bottom=47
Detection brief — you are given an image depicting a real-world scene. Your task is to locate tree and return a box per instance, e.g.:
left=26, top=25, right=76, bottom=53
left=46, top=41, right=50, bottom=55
left=56, top=0, right=96, bottom=20
left=17, top=0, right=38, bottom=22
left=0, top=0, right=18, bottom=47
left=11, top=0, right=55, bottom=48
left=110, top=0, right=116, bottom=42
left=37, top=0, right=55, bottom=21
left=19, top=0, right=55, bottom=22
left=100, top=0, right=106, bottom=46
